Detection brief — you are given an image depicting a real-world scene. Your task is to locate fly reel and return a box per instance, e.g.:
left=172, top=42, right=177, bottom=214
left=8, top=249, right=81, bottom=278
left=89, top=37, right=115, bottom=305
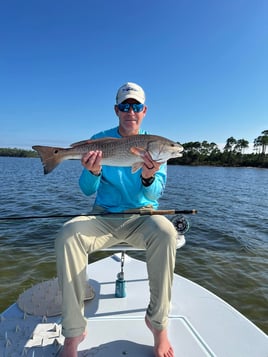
left=171, top=215, right=190, bottom=234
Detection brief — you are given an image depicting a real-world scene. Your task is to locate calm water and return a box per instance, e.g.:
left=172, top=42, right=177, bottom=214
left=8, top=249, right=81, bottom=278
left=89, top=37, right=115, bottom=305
left=0, top=157, right=267, bottom=334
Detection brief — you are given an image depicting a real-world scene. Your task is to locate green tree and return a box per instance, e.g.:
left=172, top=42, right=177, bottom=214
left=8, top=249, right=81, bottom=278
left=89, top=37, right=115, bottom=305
left=254, top=130, right=268, bottom=154
left=224, top=137, right=237, bottom=152
left=234, top=139, right=249, bottom=154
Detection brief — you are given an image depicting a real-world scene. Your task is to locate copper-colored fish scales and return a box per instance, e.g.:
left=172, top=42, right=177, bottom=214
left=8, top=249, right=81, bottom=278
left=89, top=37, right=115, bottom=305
left=32, top=134, right=183, bottom=175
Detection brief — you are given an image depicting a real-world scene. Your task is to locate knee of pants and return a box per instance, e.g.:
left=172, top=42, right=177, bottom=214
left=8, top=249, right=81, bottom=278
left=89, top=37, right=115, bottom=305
left=146, top=215, right=178, bottom=248
left=55, top=218, right=84, bottom=254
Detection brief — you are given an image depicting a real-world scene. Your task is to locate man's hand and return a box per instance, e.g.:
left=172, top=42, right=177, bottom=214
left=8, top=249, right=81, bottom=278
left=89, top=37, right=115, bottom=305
left=141, top=152, right=162, bottom=179
left=81, top=151, right=102, bottom=175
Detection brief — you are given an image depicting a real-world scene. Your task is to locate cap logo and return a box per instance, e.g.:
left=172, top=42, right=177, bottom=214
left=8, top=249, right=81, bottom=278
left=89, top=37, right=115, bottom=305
left=122, top=86, right=138, bottom=93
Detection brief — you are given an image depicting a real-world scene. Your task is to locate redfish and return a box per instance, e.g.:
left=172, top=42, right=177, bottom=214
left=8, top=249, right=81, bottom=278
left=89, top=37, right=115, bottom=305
left=32, top=135, right=183, bottom=174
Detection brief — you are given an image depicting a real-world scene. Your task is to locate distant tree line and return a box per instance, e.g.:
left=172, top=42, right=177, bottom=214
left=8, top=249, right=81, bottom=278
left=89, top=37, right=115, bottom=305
left=1, top=130, right=267, bottom=168
left=0, top=148, right=37, bottom=158
left=169, top=130, right=268, bottom=168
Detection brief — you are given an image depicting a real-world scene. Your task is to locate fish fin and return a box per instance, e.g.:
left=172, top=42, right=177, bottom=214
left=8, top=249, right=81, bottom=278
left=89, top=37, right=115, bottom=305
left=70, top=139, right=91, bottom=147
left=130, top=147, right=147, bottom=173
left=71, top=137, right=118, bottom=147
left=32, top=145, right=64, bottom=174
left=130, top=146, right=147, bottom=157
left=131, top=162, right=144, bottom=173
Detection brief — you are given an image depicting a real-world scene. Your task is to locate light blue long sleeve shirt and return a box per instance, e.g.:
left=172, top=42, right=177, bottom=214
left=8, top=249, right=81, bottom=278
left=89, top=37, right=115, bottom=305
left=79, top=127, right=167, bottom=212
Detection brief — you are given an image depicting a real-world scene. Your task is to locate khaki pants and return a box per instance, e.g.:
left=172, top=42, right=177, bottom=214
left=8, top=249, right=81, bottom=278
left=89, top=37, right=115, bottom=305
left=55, top=213, right=178, bottom=338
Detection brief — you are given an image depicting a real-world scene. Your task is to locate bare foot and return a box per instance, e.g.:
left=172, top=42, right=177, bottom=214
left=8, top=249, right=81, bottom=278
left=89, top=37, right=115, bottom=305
left=59, top=332, right=86, bottom=357
left=145, top=316, right=174, bottom=357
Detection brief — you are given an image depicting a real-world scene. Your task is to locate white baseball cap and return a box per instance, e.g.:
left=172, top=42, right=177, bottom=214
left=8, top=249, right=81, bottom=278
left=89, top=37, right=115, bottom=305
left=116, top=82, right=146, bottom=104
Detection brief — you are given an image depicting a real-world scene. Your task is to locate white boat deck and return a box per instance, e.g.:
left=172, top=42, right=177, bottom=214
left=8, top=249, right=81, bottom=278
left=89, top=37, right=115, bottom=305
left=81, top=254, right=268, bottom=357
left=1, top=254, right=267, bottom=356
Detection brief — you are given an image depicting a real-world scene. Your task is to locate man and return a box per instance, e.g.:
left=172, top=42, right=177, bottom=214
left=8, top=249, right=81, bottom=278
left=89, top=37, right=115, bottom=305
left=56, top=82, right=178, bottom=357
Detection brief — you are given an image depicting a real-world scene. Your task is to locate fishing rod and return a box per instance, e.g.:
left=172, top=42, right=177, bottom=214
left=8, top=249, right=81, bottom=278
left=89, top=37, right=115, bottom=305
left=0, top=209, right=197, bottom=221
left=0, top=209, right=197, bottom=234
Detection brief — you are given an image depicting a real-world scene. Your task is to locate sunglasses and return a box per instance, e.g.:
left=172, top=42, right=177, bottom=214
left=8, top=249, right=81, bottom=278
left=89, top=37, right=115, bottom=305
left=117, top=103, right=144, bottom=113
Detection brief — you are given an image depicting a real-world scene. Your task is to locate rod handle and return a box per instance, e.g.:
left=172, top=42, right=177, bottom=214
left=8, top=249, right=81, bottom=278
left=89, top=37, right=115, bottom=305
left=123, top=209, right=198, bottom=215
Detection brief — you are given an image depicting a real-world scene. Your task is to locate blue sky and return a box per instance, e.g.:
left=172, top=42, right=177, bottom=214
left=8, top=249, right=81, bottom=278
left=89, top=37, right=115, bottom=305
left=1, top=0, right=267, bottom=150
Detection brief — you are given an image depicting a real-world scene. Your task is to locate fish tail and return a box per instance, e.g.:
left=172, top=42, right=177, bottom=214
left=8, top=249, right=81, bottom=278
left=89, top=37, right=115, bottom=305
left=32, top=145, right=64, bottom=174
